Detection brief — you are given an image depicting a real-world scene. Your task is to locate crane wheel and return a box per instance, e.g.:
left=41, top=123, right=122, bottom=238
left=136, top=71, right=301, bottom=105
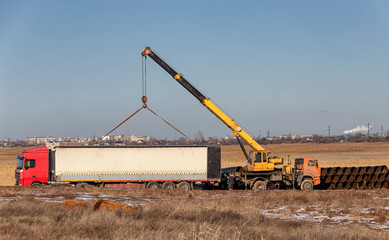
left=301, top=179, right=314, bottom=190
left=252, top=181, right=266, bottom=191
left=162, top=181, right=175, bottom=189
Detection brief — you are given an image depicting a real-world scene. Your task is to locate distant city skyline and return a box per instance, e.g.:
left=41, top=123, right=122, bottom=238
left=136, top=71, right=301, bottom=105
left=1, top=1, right=388, bottom=140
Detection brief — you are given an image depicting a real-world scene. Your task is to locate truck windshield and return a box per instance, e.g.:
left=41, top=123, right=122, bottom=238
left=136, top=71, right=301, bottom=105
left=16, top=156, right=24, bottom=169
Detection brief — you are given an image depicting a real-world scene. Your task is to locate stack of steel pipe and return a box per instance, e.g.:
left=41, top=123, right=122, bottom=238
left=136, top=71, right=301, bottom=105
left=319, top=165, right=389, bottom=190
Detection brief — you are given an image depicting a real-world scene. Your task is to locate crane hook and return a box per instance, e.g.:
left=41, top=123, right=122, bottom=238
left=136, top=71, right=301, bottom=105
left=142, top=96, right=148, bottom=108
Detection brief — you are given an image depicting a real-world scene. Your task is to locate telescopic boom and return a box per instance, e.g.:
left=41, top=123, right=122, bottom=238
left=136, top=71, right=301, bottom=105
left=142, top=47, right=266, bottom=156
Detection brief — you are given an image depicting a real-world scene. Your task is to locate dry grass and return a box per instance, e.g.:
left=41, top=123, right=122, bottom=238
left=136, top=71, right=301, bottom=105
left=0, top=147, right=28, bottom=186
left=0, top=187, right=387, bottom=239
left=221, top=142, right=389, bottom=168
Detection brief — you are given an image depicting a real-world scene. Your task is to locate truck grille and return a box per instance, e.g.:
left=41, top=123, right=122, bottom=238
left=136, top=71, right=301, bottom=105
left=15, top=172, right=20, bottom=186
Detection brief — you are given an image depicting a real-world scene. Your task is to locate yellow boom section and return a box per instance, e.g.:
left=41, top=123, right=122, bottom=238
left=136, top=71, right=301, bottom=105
left=202, top=98, right=266, bottom=152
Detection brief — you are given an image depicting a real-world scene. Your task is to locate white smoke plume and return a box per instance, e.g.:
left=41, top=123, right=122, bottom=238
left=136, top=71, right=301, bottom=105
left=343, top=123, right=374, bottom=135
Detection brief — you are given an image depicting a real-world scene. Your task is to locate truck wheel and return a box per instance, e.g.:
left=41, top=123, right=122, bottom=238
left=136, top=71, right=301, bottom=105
left=146, top=181, right=160, bottom=189
left=301, top=179, right=314, bottom=190
left=252, top=181, right=266, bottom=191
left=162, top=181, right=175, bottom=189
left=177, top=181, right=191, bottom=190
left=77, top=182, right=90, bottom=188
left=31, top=182, right=42, bottom=187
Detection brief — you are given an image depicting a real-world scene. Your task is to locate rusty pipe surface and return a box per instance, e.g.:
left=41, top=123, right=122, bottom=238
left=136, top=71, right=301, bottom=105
left=331, top=175, right=340, bottom=183
left=336, top=167, right=343, bottom=175
left=355, top=175, right=363, bottom=183
left=325, top=176, right=332, bottom=184
left=340, top=175, right=348, bottom=183
left=378, top=174, right=386, bottom=181
left=362, top=175, right=369, bottom=182
left=358, top=167, right=367, bottom=175
left=366, top=167, right=374, bottom=175
left=328, top=168, right=336, bottom=176
left=351, top=182, right=358, bottom=190
left=371, top=174, right=378, bottom=182
left=350, top=167, right=358, bottom=175
left=326, top=184, right=334, bottom=190
left=343, top=167, right=351, bottom=175
left=373, top=181, right=382, bottom=189
left=374, top=166, right=382, bottom=175
left=346, top=175, right=355, bottom=183
left=381, top=165, right=388, bottom=174
left=335, top=182, right=344, bottom=190
left=366, top=181, right=374, bottom=189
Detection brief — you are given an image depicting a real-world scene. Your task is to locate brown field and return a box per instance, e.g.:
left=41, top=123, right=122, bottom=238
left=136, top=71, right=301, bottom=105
left=221, top=142, right=389, bottom=168
left=0, top=147, right=28, bottom=186
left=0, top=144, right=389, bottom=239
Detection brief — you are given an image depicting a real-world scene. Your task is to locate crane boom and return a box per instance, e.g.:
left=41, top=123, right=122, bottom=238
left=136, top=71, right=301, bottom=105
left=142, top=47, right=266, bottom=153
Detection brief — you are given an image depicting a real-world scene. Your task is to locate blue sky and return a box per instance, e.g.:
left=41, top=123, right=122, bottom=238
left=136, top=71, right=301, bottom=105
left=1, top=1, right=388, bottom=140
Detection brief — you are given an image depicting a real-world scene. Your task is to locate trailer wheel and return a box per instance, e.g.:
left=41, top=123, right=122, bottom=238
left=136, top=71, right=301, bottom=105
left=252, top=181, right=266, bottom=191
left=301, top=179, right=314, bottom=190
left=177, top=181, right=191, bottom=190
left=31, top=182, right=42, bottom=187
left=162, top=181, right=175, bottom=189
left=77, top=182, right=90, bottom=188
left=146, top=181, right=160, bottom=189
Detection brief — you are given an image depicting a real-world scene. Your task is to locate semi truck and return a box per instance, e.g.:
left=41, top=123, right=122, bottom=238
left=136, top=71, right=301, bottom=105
left=15, top=144, right=320, bottom=190
left=15, top=145, right=221, bottom=189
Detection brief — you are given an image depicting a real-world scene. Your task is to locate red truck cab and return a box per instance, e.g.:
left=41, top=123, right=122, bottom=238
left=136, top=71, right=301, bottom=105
left=15, top=146, right=49, bottom=186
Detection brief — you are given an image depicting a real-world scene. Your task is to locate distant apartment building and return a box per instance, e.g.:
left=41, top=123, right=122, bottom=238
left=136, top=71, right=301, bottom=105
left=25, top=134, right=152, bottom=146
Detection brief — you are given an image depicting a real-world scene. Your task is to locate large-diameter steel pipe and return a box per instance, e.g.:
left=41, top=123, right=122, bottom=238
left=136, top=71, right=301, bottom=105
left=343, top=167, right=351, bottom=175
left=366, top=167, right=374, bottom=175
left=336, top=167, right=343, bottom=175
left=358, top=167, right=367, bottom=175
left=381, top=165, right=388, bottom=174
left=350, top=167, right=358, bottom=175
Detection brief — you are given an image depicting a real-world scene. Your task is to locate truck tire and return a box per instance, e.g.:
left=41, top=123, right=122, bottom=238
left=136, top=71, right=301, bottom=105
left=177, top=181, right=191, bottom=190
left=146, top=181, right=160, bottom=189
left=31, top=182, right=42, bottom=187
left=162, top=181, right=175, bottom=189
left=301, top=179, right=314, bottom=190
left=77, top=182, right=90, bottom=188
left=252, top=181, right=266, bottom=191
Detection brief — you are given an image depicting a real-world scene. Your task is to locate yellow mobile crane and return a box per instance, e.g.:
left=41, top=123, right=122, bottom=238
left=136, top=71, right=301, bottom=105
left=142, top=47, right=284, bottom=173
left=141, top=47, right=321, bottom=190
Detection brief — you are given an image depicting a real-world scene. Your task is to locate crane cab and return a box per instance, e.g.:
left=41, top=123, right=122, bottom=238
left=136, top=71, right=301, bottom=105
left=246, top=151, right=275, bottom=172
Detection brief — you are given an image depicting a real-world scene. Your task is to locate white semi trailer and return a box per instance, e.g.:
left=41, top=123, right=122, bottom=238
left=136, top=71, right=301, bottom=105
left=15, top=145, right=221, bottom=189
